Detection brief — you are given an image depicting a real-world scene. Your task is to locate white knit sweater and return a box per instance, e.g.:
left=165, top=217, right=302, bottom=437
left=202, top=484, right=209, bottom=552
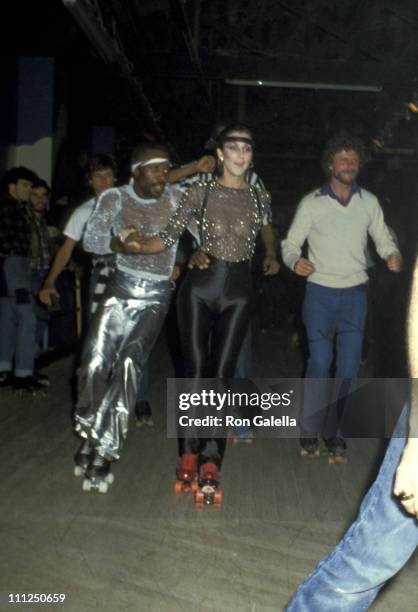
left=281, top=187, right=400, bottom=288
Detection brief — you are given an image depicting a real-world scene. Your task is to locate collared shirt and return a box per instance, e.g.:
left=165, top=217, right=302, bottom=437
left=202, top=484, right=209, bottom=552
left=0, top=196, right=32, bottom=257
left=281, top=185, right=400, bottom=289
left=318, top=182, right=362, bottom=207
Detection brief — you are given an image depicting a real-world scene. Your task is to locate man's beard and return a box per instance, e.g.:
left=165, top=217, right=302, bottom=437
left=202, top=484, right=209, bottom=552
left=333, top=169, right=357, bottom=186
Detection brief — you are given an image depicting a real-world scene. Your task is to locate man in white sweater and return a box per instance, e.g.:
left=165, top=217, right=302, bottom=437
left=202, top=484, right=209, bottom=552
left=281, top=132, right=402, bottom=460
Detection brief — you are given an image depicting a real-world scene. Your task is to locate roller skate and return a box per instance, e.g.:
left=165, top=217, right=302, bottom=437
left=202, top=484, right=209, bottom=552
left=174, top=453, right=198, bottom=494
left=300, top=436, right=320, bottom=458
left=135, top=400, right=154, bottom=428
left=324, top=437, right=348, bottom=464
left=82, top=453, right=114, bottom=493
left=195, top=462, right=222, bottom=508
left=73, top=439, right=94, bottom=477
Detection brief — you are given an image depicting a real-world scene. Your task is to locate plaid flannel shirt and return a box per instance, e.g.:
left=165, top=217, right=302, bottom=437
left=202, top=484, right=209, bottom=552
left=0, top=196, right=32, bottom=256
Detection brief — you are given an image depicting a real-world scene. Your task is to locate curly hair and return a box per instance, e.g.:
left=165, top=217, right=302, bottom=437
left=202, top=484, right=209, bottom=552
left=321, top=132, right=369, bottom=178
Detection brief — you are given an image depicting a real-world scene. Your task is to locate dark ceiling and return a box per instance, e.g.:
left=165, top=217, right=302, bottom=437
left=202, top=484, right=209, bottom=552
left=4, top=0, right=418, bottom=176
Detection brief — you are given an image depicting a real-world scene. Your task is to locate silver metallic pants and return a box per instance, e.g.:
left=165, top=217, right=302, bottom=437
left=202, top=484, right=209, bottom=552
left=75, top=270, right=171, bottom=460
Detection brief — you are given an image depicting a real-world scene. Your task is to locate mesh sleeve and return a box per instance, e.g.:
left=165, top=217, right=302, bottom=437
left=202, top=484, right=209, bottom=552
left=83, top=190, right=121, bottom=255
left=259, top=189, right=273, bottom=225
left=159, top=184, right=201, bottom=248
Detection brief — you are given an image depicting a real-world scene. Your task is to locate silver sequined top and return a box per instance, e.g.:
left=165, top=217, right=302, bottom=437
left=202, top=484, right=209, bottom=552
left=83, top=183, right=182, bottom=280
left=160, top=181, right=272, bottom=262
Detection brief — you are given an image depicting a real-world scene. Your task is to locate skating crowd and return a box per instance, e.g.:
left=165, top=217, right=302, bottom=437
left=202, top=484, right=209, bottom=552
left=1, top=127, right=418, bottom=609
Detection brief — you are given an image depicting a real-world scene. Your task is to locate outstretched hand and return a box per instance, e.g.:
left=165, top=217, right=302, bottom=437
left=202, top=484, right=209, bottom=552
left=187, top=249, right=210, bottom=270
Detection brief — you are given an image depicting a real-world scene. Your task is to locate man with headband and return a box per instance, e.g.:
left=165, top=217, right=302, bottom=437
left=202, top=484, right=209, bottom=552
left=73, top=142, right=183, bottom=492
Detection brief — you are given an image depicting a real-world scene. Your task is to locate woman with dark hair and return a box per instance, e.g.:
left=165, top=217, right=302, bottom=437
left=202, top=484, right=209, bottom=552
left=125, top=124, right=278, bottom=504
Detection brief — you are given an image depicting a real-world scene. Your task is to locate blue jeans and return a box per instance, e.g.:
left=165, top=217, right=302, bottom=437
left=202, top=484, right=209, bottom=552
left=286, top=408, right=418, bottom=611
left=301, top=283, right=368, bottom=435
left=0, top=256, right=37, bottom=376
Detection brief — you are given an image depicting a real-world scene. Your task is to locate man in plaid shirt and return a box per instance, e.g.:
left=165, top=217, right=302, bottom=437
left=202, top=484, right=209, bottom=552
left=0, top=166, right=47, bottom=392
left=28, top=178, right=54, bottom=375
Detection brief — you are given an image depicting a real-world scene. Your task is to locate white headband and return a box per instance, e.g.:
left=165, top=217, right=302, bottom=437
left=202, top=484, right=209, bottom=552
left=131, top=157, right=169, bottom=172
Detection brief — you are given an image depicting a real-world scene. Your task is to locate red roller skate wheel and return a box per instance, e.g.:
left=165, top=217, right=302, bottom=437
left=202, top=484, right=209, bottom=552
left=214, top=490, right=222, bottom=504
left=174, top=480, right=184, bottom=495
left=195, top=490, right=204, bottom=504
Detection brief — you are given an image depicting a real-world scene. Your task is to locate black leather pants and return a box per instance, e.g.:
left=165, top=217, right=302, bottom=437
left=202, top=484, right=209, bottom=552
left=177, top=257, right=251, bottom=466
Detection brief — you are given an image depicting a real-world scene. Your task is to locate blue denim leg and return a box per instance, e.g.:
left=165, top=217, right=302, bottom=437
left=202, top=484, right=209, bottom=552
left=303, top=283, right=336, bottom=378
left=301, top=284, right=337, bottom=432
left=0, top=256, right=37, bottom=376
left=14, top=302, right=37, bottom=376
left=0, top=300, right=37, bottom=376
left=335, top=285, right=367, bottom=379
left=286, top=410, right=418, bottom=611
left=0, top=297, right=16, bottom=371
left=324, top=285, right=368, bottom=437
left=301, top=284, right=368, bottom=435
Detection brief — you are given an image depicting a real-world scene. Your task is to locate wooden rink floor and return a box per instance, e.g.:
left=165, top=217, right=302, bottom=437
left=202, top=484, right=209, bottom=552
left=1, top=328, right=418, bottom=612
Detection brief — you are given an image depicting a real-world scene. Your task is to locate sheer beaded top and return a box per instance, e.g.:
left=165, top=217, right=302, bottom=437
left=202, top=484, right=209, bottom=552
left=83, top=184, right=182, bottom=280
left=160, top=181, right=272, bottom=262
